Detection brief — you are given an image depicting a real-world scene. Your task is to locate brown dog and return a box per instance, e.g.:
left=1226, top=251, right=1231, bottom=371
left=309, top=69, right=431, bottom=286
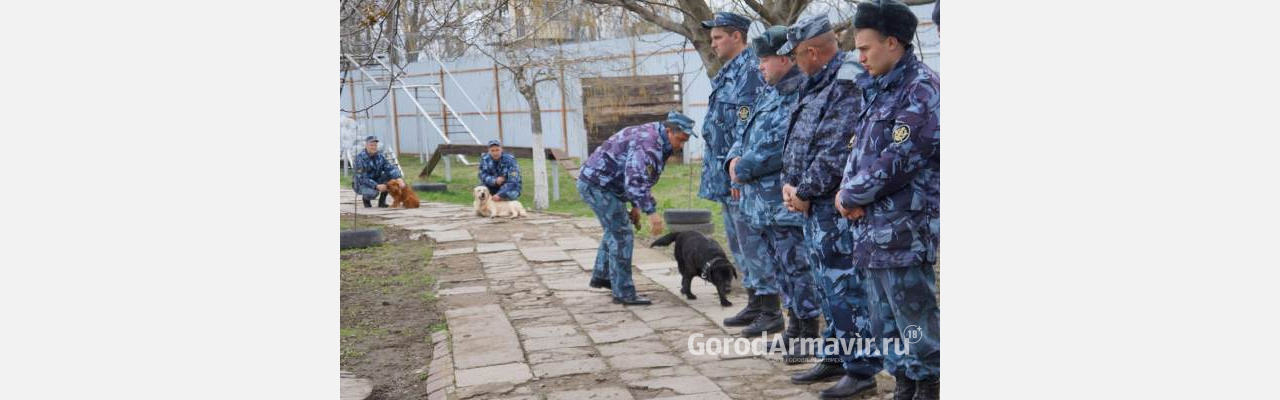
left=387, top=180, right=420, bottom=208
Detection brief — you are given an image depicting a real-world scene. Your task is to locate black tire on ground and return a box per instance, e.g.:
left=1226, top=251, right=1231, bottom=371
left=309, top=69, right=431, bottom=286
left=413, top=183, right=447, bottom=192
left=341, top=229, right=384, bottom=249
left=666, top=222, right=715, bottom=235
left=663, top=208, right=712, bottom=224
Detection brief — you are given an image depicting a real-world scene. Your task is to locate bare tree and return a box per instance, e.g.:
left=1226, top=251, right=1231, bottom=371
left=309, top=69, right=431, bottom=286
left=580, top=0, right=934, bottom=76
left=444, top=0, right=610, bottom=210
left=578, top=0, right=811, bottom=77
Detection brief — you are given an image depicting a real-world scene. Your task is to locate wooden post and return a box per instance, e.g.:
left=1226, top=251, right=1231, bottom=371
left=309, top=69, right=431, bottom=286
left=494, top=65, right=504, bottom=144
left=559, top=65, right=568, bottom=153
left=391, top=82, right=401, bottom=155
left=347, top=77, right=358, bottom=119
left=630, top=41, right=638, bottom=77
left=439, top=67, right=448, bottom=139
left=552, top=160, right=560, bottom=201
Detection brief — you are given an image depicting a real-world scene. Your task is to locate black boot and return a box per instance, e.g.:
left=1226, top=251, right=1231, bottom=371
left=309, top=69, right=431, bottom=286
left=892, top=371, right=916, bottom=400
left=784, top=317, right=822, bottom=364
left=723, top=288, right=760, bottom=327
left=771, top=311, right=801, bottom=353
left=589, top=277, right=611, bottom=289
left=377, top=192, right=389, bottom=208
left=791, top=359, right=845, bottom=384
left=362, top=197, right=373, bottom=208
left=612, top=294, right=652, bottom=306
left=741, top=294, right=784, bottom=336
left=782, top=311, right=801, bottom=343
left=819, top=374, right=877, bottom=399
left=912, top=376, right=939, bottom=400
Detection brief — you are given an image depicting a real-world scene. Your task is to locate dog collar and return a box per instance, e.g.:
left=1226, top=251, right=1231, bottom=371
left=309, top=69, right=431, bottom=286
left=701, top=257, right=723, bottom=280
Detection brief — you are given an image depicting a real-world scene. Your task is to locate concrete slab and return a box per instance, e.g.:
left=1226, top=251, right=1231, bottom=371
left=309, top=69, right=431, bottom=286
left=454, top=362, right=532, bottom=387
left=547, top=387, right=634, bottom=400
left=476, top=242, right=519, bottom=253
left=629, top=376, right=720, bottom=395
left=445, top=304, right=524, bottom=369
left=554, top=236, right=600, bottom=250
left=520, top=246, right=573, bottom=263
left=532, top=357, right=608, bottom=378
left=427, top=229, right=473, bottom=243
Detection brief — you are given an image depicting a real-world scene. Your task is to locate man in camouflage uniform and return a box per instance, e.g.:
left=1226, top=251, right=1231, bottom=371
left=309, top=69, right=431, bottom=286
left=697, top=11, right=770, bottom=330
left=477, top=139, right=523, bottom=201
left=353, top=136, right=404, bottom=208
left=836, top=1, right=941, bottom=398
left=777, top=16, right=882, bottom=398
left=578, top=111, right=695, bottom=306
left=724, top=26, right=822, bottom=350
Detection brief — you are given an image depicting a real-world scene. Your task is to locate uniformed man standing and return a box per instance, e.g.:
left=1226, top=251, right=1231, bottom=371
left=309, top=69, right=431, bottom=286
left=353, top=135, right=405, bottom=208
left=578, top=111, right=696, bottom=306
left=696, top=11, right=769, bottom=329
left=836, top=1, right=941, bottom=398
left=477, top=139, right=523, bottom=202
left=724, top=26, right=822, bottom=352
left=777, top=16, right=882, bottom=398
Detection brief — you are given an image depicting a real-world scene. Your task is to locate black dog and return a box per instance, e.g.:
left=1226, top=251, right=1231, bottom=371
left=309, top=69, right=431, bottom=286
left=650, top=231, right=737, bottom=307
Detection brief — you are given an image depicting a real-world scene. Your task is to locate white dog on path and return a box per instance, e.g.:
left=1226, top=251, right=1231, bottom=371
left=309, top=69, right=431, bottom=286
left=472, top=186, right=528, bottom=218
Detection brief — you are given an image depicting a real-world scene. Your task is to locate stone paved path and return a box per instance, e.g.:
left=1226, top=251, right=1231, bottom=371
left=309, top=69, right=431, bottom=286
left=341, top=189, right=896, bottom=400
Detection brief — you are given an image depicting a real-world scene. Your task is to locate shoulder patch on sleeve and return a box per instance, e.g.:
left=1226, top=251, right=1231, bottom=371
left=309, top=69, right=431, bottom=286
left=893, top=125, right=910, bottom=144
left=738, top=106, right=751, bottom=121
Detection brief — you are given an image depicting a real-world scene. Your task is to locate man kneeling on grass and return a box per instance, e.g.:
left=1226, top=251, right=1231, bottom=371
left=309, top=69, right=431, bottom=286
left=477, top=140, right=522, bottom=201
left=353, top=136, right=405, bottom=208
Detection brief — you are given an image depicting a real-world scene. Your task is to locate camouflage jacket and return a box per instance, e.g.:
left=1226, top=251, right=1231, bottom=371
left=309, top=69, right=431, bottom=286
left=699, top=49, right=765, bottom=203
left=578, top=122, right=673, bottom=215
left=781, top=51, right=866, bottom=203
left=725, top=66, right=807, bottom=228
left=353, top=149, right=403, bottom=193
left=478, top=152, right=523, bottom=200
left=838, top=51, right=940, bottom=269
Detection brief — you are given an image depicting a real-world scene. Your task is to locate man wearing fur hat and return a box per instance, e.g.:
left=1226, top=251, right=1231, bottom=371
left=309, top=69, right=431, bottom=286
left=837, top=0, right=942, bottom=398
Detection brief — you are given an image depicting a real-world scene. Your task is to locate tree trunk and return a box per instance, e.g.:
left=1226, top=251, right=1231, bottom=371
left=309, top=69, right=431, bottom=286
left=516, top=75, right=551, bottom=210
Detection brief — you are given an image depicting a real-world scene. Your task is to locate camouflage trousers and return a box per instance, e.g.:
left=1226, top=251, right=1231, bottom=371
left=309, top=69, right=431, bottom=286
left=759, top=225, right=821, bottom=319
left=730, top=204, right=779, bottom=295
left=720, top=201, right=756, bottom=292
left=578, top=181, right=637, bottom=299
left=864, top=263, right=941, bottom=381
left=354, top=176, right=391, bottom=200
left=803, top=201, right=882, bottom=377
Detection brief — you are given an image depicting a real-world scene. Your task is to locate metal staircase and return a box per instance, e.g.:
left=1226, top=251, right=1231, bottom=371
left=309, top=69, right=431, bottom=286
left=342, top=51, right=488, bottom=166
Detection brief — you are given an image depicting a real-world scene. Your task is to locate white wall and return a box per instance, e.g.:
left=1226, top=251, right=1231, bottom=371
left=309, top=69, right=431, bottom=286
left=341, top=10, right=940, bottom=161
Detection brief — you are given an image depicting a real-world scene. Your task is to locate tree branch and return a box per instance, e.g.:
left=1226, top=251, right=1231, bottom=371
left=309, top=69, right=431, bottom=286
left=584, top=0, right=688, bottom=38
left=741, top=0, right=779, bottom=25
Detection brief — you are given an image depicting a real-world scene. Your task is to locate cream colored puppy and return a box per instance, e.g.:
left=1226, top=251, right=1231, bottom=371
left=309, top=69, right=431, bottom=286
left=472, top=186, right=528, bottom=218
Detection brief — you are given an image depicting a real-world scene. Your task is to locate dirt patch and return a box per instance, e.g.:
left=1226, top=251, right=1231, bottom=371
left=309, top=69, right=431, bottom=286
left=340, top=216, right=443, bottom=400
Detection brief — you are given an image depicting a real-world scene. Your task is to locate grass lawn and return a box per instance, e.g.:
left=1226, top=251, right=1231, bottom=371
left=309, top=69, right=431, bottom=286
left=341, top=152, right=730, bottom=245
left=339, top=217, right=442, bottom=398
